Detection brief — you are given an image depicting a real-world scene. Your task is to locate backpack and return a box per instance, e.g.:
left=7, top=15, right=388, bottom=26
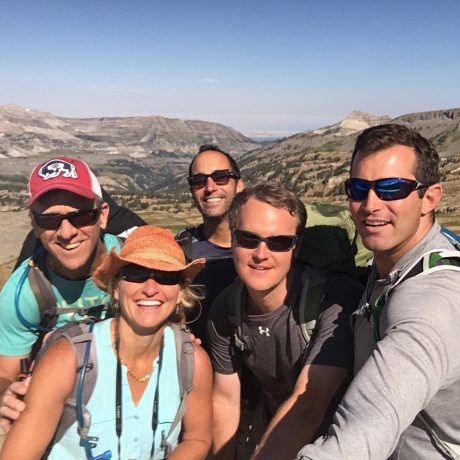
left=35, top=320, right=195, bottom=459
left=368, top=227, right=460, bottom=460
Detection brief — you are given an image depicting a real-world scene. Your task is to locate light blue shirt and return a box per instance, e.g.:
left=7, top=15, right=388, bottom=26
left=49, top=320, right=182, bottom=460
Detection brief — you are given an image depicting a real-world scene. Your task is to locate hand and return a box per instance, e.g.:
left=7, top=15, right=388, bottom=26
left=0, top=377, right=31, bottom=432
left=189, top=333, right=202, bottom=347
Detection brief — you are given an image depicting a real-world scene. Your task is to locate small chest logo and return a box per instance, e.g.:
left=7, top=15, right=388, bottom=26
left=258, top=326, right=270, bottom=337
left=39, top=159, right=78, bottom=181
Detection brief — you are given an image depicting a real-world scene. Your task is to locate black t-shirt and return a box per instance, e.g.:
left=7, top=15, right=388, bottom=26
left=207, top=265, right=364, bottom=415
left=176, top=225, right=237, bottom=350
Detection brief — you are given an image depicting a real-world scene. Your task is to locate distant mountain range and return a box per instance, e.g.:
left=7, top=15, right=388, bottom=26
left=0, top=104, right=459, bottom=213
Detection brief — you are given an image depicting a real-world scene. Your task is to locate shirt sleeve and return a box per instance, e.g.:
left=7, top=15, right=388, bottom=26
left=0, top=261, right=42, bottom=356
left=296, top=269, right=460, bottom=460
left=207, top=286, right=241, bottom=375
left=303, top=273, right=363, bottom=369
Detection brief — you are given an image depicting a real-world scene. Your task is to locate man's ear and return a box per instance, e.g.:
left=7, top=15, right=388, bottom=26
left=421, top=183, right=442, bottom=216
left=236, top=178, right=245, bottom=193
left=98, top=202, right=110, bottom=231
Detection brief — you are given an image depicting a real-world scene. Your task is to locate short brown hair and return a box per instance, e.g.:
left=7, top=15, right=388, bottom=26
left=351, top=123, right=440, bottom=197
left=229, top=183, right=307, bottom=234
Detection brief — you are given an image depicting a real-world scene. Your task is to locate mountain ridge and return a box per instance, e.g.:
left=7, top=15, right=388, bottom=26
left=1, top=104, right=459, bottom=214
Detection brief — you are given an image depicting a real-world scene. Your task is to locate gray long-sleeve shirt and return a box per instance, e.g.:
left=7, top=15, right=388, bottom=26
left=297, top=223, right=460, bottom=460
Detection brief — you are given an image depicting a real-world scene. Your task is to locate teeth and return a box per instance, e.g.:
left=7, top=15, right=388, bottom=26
left=137, top=300, right=161, bottom=307
left=204, top=197, right=222, bottom=202
left=62, top=242, right=80, bottom=250
left=251, top=266, right=267, bottom=271
left=365, top=221, right=387, bottom=226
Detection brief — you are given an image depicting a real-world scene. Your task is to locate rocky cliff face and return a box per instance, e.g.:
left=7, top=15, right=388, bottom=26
left=0, top=104, right=259, bottom=159
left=313, top=111, right=391, bottom=135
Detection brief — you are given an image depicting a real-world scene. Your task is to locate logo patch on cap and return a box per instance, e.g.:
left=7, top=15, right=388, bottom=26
left=39, top=159, right=78, bottom=181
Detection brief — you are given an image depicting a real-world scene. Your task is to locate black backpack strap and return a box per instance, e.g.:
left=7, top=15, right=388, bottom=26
left=226, top=278, right=247, bottom=352
left=161, top=324, right=195, bottom=457
left=176, top=227, right=195, bottom=262
left=298, top=266, right=328, bottom=343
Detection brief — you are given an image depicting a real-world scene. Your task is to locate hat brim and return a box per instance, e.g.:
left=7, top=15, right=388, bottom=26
left=29, top=184, right=98, bottom=206
left=93, top=247, right=205, bottom=292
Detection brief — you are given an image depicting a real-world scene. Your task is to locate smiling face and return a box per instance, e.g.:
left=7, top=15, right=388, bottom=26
left=31, top=190, right=109, bottom=280
left=233, top=198, right=298, bottom=311
left=190, top=150, right=243, bottom=220
left=114, top=275, right=182, bottom=333
left=349, top=144, right=441, bottom=276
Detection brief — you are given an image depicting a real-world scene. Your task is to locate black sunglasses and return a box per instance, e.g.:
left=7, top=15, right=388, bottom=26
left=120, top=264, right=185, bottom=285
left=32, top=208, right=102, bottom=230
left=233, top=229, right=298, bottom=252
left=187, top=169, right=239, bottom=190
left=344, top=177, right=428, bottom=202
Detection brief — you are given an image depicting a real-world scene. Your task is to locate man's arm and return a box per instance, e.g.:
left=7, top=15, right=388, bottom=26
left=212, top=371, right=241, bottom=460
left=253, top=273, right=361, bottom=459
left=296, top=271, right=460, bottom=459
left=253, top=364, right=349, bottom=459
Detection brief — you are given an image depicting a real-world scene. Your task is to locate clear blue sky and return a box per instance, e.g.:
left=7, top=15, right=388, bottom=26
left=1, top=0, right=459, bottom=136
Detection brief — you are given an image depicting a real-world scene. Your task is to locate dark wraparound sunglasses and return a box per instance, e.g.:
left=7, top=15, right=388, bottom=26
left=187, top=169, right=240, bottom=190
left=233, top=229, right=298, bottom=252
left=32, top=208, right=102, bottom=230
left=120, top=264, right=185, bottom=285
left=344, top=178, right=428, bottom=201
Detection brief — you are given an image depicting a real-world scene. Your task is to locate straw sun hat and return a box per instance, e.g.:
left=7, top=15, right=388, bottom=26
left=93, top=225, right=205, bottom=292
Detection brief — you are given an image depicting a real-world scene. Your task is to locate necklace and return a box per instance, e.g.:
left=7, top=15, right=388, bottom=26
left=113, top=315, right=153, bottom=382
left=119, top=358, right=152, bottom=382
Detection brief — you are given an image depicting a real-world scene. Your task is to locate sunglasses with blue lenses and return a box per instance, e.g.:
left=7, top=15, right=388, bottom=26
left=32, top=208, right=102, bottom=230
left=120, top=264, right=185, bottom=285
left=233, top=229, right=298, bottom=252
left=344, top=177, right=428, bottom=201
left=187, top=169, right=239, bottom=190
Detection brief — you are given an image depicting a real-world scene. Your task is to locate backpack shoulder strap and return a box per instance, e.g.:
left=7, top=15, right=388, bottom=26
left=176, top=227, right=195, bottom=262
left=417, top=411, right=460, bottom=459
left=28, top=251, right=58, bottom=330
left=298, top=265, right=328, bottom=343
left=373, top=249, right=460, bottom=342
left=226, top=277, right=247, bottom=352
left=161, top=324, right=195, bottom=456
left=36, top=321, right=98, bottom=448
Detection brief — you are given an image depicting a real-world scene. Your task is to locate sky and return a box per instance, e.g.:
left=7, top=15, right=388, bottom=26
left=1, top=0, right=460, bottom=137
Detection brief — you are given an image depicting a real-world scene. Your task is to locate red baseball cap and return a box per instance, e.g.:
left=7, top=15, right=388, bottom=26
left=28, top=157, right=102, bottom=206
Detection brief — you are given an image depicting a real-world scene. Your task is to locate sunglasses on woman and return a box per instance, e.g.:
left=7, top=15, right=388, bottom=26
left=187, top=169, right=239, bottom=191
left=344, top=177, right=428, bottom=201
left=120, top=264, right=185, bottom=285
left=32, top=208, right=102, bottom=230
left=233, top=229, right=298, bottom=252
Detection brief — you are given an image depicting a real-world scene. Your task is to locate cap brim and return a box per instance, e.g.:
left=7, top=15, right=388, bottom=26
left=29, top=184, right=97, bottom=206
